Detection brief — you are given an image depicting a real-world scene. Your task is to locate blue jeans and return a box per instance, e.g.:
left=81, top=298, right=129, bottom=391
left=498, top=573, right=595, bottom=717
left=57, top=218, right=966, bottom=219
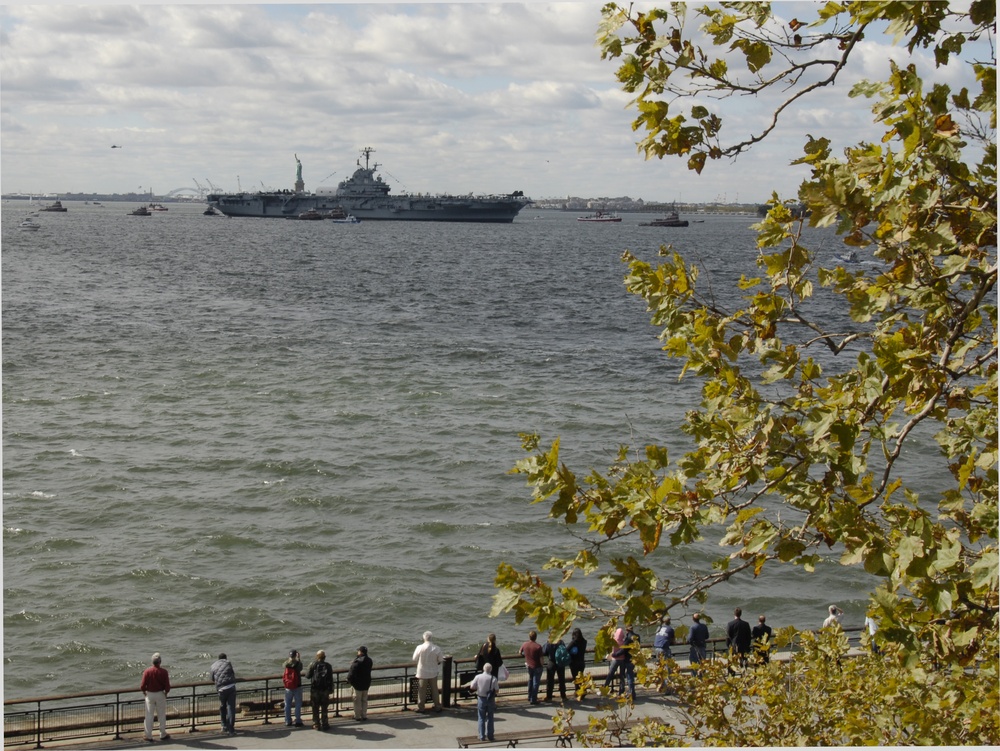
left=526, top=666, right=543, bottom=703
left=218, top=686, right=237, bottom=733
left=605, top=659, right=623, bottom=690
left=284, top=687, right=302, bottom=724
left=623, top=662, right=635, bottom=700
left=476, top=695, right=496, bottom=740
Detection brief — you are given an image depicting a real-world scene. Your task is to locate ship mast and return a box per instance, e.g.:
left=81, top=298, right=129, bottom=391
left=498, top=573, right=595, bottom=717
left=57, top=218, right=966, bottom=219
left=359, top=147, right=378, bottom=172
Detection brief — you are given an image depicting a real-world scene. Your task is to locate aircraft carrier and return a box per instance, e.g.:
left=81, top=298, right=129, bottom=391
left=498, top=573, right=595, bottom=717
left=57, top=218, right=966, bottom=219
left=207, top=148, right=530, bottom=222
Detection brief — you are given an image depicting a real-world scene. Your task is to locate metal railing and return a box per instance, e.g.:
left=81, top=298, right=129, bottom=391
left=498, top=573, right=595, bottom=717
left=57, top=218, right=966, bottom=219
left=5, top=630, right=864, bottom=748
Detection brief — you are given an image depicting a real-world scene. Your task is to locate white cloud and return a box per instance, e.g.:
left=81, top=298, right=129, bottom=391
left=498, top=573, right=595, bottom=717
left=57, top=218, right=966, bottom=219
left=0, top=2, right=987, bottom=202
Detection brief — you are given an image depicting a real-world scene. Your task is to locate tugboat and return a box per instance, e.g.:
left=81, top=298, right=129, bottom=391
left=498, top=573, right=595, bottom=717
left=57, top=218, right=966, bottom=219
left=40, top=200, right=68, bottom=212
left=639, top=205, right=689, bottom=227
left=129, top=205, right=152, bottom=216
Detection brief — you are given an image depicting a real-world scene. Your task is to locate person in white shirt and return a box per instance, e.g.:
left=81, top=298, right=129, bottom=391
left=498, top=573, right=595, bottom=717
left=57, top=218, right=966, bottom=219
left=823, top=605, right=843, bottom=629
left=412, top=631, right=443, bottom=712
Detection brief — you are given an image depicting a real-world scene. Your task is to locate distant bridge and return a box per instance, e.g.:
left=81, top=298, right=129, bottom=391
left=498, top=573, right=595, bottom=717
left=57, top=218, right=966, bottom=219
left=165, top=187, right=204, bottom=199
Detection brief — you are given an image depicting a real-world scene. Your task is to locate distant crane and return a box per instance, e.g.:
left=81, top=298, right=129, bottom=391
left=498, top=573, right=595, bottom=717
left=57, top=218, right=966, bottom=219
left=205, top=178, right=221, bottom=193
left=192, top=179, right=207, bottom=199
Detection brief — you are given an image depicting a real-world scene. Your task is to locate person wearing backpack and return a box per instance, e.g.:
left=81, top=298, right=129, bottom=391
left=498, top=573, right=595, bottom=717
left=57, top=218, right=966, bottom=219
left=542, top=634, right=568, bottom=702
left=347, top=646, right=373, bottom=721
left=620, top=624, right=639, bottom=701
left=282, top=650, right=304, bottom=727
left=306, top=650, right=334, bottom=730
left=209, top=653, right=238, bottom=736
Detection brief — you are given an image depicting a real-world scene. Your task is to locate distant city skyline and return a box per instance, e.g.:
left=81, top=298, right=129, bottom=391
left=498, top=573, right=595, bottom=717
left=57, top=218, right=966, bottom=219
left=0, top=2, right=979, bottom=202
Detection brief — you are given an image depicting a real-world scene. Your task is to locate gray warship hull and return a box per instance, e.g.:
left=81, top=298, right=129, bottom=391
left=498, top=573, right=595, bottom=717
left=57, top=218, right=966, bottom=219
left=206, top=192, right=528, bottom=222
left=207, top=147, right=530, bottom=222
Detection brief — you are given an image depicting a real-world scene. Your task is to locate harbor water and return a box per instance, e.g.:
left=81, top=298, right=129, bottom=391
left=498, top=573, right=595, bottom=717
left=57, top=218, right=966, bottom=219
left=2, top=203, right=939, bottom=698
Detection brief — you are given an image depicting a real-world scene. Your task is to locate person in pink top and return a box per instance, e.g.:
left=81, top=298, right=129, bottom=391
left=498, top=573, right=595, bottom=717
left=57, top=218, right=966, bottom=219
left=519, top=630, right=545, bottom=704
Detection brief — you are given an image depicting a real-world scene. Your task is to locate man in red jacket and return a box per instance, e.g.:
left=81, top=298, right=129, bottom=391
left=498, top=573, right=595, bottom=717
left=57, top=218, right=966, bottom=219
left=140, top=653, right=171, bottom=742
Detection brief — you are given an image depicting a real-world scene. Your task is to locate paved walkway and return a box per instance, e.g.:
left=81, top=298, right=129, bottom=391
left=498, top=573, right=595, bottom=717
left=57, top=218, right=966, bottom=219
left=78, top=692, right=681, bottom=750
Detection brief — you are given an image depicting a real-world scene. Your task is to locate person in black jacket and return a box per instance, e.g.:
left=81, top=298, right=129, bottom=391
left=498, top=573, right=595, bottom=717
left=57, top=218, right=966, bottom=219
left=751, top=615, right=773, bottom=664
left=568, top=628, right=588, bottom=698
left=347, top=646, right=374, bottom=721
left=306, top=650, right=333, bottom=730
left=726, top=608, right=753, bottom=670
left=475, top=633, right=504, bottom=676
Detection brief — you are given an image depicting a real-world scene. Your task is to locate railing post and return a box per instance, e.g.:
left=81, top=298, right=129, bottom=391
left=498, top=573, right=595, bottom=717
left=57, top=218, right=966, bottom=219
left=263, top=679, right=272, bottom=725
left=333, top=676, right=342, bottom=718
left=441, top=655, right=453, bottom=708
left=114, top=691, right=122, bottom=740
left=188, top=684, right=198, bottom=733
left=34, top=699, right=43, bottom=749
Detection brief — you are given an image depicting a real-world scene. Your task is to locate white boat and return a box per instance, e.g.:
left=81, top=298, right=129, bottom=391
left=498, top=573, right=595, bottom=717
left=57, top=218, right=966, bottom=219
left=330, top=214, right=361, bottom=224
left=19, top=217, right=41, bottom=231
left=577, top=211, right=621, bottom=223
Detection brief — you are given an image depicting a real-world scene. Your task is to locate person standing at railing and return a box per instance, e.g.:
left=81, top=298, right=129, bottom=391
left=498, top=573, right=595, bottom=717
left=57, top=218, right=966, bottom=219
left=209, top=653, right=238, bottom=736
left=475, top=633, right=504, bottom=678
left=725, top=608, right=753, bottom=670
left=542, top=633, right=569, bottom=703
left=463, top=662, right=499, bottom=742
left=306, top=650, right=334, bottom=730
left=603, top=625, right=626, bottom=693
left=689, top=613, right=710, bottom=666
left=348, top=645, right=373, bottom=721
left=751, top=615, right=773, bottom=664
left=653, top=617, right=675, bottom=691
left=519, top=630, right=545, bottom=704
left=282, top=649, right=304, bottom=727
left=823, top=605, right=844, bottom=629
left=140, top=652, right=171, bottom=743
left=568, top=628, right=588, bottom=698
left=412, top=631, right=443, bottom=712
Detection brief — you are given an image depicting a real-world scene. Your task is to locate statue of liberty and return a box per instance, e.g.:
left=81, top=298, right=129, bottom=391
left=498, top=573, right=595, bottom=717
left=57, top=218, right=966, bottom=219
left=294, top=154, right=304, bottom=193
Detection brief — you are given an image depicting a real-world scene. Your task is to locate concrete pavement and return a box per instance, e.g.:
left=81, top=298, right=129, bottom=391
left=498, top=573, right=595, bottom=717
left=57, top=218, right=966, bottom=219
left=78, top=692, right=681, bottom=750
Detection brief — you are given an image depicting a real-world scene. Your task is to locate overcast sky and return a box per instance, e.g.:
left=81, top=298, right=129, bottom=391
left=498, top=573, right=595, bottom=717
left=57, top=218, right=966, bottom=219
left=0, top=2, right=981, bottom=202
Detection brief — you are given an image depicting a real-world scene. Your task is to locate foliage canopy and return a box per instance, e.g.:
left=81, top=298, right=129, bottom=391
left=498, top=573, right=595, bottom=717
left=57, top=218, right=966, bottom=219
left=493, top=1, right=997, bottom=745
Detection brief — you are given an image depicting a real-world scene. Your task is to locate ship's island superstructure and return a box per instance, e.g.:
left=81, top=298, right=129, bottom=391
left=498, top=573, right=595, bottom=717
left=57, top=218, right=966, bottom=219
left=207, top=148, right=530, bottom=222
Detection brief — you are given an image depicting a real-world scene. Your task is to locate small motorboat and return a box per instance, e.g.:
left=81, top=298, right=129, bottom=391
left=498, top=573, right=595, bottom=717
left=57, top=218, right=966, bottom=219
left=330, top=214, right=361, bottom=224
left=577, top=211, right=621, bottom=223
left=19, top=217, right=41, bottom=231
left=129, top=205, right=152, bottom=216
left=39, top=200, right=67, bottom=212
left=149, top=203, right=168, bottom=211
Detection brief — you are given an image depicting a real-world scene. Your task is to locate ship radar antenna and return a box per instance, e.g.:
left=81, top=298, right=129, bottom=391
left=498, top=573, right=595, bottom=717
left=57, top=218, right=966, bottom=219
left=359, top=147, right=376, bottom=170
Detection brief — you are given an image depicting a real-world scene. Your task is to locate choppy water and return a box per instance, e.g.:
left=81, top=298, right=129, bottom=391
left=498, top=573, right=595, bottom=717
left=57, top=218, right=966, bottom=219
left=3, top=202, right=936, bottom=698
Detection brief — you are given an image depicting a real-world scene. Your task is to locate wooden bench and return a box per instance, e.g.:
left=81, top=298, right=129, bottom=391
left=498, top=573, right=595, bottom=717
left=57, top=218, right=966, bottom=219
left=457, top=727, right=574, bottom=748
left=457, top=718, right=656, bottom=748
left=238, top=698, right=283, bottom=716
